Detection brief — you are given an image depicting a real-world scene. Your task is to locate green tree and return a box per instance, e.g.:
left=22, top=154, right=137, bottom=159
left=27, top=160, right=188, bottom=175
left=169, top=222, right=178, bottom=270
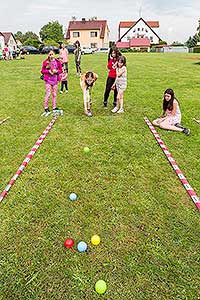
left=39, top=21, right=64, bottom=42
left=43, top=39, right=59, bottom=47
left=186, top=18, right=200, bottom=47
left=23, top=31, right=39, bottom=42
left=14, top=31, right=24, bottom=42
left=23, top=38, right=40, bottom=48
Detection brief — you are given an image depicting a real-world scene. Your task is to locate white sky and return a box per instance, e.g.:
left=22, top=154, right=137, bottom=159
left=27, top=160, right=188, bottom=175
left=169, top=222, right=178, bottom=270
left=0, top=0, right=199, bottom=43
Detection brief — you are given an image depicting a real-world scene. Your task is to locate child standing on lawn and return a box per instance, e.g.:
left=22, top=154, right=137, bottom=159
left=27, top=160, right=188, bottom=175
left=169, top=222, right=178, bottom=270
left=111, top=56, right=127, bottom=114
left=60, top=67, right=68, bottom=94
left=80, top=71, right=98, bottom=117
left=103, top=46, right=120, bottom=108
left=41, top=50, right=62, bottom=116
left=152, top=88, right=190, bottom=135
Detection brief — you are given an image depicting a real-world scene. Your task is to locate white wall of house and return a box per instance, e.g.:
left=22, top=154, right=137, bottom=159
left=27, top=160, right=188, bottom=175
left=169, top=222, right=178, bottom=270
left=120, top=20, right=160, bottom=44
left=0, top=35, right=5, bottom=49
left=7, top=35, right=17, bottom=50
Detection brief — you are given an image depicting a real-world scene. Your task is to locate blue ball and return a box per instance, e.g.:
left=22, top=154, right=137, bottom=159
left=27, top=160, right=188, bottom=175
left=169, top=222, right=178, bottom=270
left=77, top=241, right=87, bottom=252
left=69, top=193, right=77, bottom=201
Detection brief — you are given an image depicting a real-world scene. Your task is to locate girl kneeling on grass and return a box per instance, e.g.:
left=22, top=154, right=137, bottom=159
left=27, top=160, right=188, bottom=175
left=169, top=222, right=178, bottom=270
left=152, top=88, right=190, bottom=135
left=111, top=56, right=127, bottom=114
left=80, top=71, right=98, bottom=117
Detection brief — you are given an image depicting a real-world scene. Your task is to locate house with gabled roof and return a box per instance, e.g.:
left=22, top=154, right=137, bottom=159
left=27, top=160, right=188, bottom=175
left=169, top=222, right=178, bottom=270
left=66, top=19, right=110, bottom=48
left=118, top=17, right=162, bottom=47
left=1, top=32, right=17, bottom=50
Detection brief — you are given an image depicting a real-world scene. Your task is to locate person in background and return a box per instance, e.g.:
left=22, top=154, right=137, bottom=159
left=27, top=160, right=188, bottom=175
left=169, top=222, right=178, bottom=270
left=111, top=55, right=127, bottom=114
left=74, top=40, right=82, bottom=76
left=60, top=67, right=68, bottom=94
left=103, top=46, right=120, bottom=108
left=59, top=43, right=69, bottom=72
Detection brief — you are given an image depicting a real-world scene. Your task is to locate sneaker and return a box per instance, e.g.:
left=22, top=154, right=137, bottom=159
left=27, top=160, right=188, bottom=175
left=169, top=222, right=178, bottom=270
left=111, top=106, right=119, bottom=113
left=85, top=110, right=93, bottom=117
left=66, top=90, right=68, bottom=93
left=117, top=108, right=124, bottom=114
left=41, top=108, right=51, bottom=117
left=183, top=128, right=190, bottom=136
left=53, top=108, right=63, bottom=116
left=60, top=91, right=63, bottom=94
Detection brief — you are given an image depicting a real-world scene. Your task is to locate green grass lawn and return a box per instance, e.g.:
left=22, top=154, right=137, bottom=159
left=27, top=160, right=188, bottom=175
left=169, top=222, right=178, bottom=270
left=0, top=52, right=200, bottom=300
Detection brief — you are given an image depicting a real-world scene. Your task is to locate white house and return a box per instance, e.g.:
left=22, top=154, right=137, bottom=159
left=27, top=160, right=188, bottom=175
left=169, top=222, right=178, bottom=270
left=118, top=18, right=161, bottom=45
left=1, top=32, right=17, bottom=50
left=0, top=32, right=5, bottom=50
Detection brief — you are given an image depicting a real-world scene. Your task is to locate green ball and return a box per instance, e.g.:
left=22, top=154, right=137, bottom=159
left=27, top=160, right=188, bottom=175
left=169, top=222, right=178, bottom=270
left=95, top=280, right=107, bottom=294
left=83, top=147, right=90, bottom=153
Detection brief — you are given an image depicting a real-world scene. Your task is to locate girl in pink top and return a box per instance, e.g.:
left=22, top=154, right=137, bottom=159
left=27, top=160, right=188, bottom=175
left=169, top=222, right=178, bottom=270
left=41, top=50, right=62, bottom=115
left=59, top=43, right=69, bottom=72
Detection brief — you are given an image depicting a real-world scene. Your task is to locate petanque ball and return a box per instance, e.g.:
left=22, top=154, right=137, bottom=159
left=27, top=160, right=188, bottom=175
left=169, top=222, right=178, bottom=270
left=69, top=193, right=77, bottom=201
left=91, top=235, right=101, bottom=246
left=83, top=147, right=90, bottom=153
left=64, top=238, right=74, bottom=248
left=95, top=280, right=107, bottom=294
left=77, top=241, right=87, bottom=252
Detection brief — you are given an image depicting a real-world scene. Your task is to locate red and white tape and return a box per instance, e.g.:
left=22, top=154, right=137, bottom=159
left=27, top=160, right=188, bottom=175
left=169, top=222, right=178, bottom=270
left=0, top=116, right=58, bottom=203
left=193, top=118, right=200, bottom=125
left=144, top=116, right=200, bottom=211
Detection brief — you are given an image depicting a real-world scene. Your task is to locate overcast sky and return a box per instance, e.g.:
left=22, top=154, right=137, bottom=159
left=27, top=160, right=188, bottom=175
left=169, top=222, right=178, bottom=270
left=0, top=0, right=199, bottom=43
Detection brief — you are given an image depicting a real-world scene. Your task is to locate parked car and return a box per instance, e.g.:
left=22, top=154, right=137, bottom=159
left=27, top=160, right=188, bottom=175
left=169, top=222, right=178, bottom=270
left=96, top=47, right=109, bottom=53
left=21, top=46, right=40, bottom=54
left=40, top=46, right=59, bottom=54
left=66, top=44, right=75, bottom=53
left=81, top=46, right=95, bottom=55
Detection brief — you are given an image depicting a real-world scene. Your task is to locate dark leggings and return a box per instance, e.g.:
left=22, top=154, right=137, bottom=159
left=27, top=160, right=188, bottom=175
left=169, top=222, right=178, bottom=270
left=103, top=77, right=117, bottom=106
left=75, top=60, right=81, bottom=74
left=61, top=81, right=68, bottom=91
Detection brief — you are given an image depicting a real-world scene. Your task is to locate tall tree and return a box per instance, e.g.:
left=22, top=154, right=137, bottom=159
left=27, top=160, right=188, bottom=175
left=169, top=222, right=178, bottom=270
left=14, top=31, right=24, bottom=42
left=39, top=21, right=64, bottom=42
left=186, top=18, right=200, bottom=47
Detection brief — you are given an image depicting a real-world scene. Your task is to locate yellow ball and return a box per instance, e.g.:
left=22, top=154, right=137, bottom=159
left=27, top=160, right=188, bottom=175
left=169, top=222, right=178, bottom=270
left=91, top=235, right=101, bottom=246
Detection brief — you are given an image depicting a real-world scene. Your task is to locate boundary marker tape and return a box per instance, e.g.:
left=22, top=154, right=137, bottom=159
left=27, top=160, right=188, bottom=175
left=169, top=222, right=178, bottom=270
left=0, top=117, right=10, bottom=125
left=0, top=116, right=58, bottom=203
left=144, top=116, right=200, bottom=211
left=193, top=118, right=200, bottom=125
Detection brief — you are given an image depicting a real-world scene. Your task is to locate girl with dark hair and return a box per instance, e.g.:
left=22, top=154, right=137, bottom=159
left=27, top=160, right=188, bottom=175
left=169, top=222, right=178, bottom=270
left=41, top=50, right=62, bottom=116
left=152, top=88, right=190, bottom=135
left=80, top=71, right=98, bottom=117
left=111, top=56, right=127, bottom=114
left=103, top=46, right=120, bottom=108
left=74, top=40, right=82, bottom=76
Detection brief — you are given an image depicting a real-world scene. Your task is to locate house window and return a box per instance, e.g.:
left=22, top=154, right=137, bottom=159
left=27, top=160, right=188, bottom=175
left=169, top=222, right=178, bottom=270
left=133, top=29, right=135, bottom=32
left=91, top=43, right=97, bottom=48
left=146, top=29, right=148, bottom=33
left=73, top=32, right=80, bottom=37
left=90, top=31, right=97, bottom=37
left=138, top=28, right=140, bottom=31
left=127, top=36, right=131, bottom=41
left=150, top=36, right=153, bottom=42
left=142, top=28, right=144, bottom=31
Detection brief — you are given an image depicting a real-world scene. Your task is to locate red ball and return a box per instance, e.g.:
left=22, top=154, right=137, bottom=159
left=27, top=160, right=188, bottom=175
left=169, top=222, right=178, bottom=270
left=64, top=238, right=74, bottom=248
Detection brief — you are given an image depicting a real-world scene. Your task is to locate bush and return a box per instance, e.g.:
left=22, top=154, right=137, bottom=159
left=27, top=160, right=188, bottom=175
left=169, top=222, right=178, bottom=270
left=193, top=46, right=200, bottom=53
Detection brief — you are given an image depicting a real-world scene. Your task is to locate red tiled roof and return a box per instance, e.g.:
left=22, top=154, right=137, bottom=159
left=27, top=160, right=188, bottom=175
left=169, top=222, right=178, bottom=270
left=116, top=38, right=150, bottom=48
left=116, top=42, right=130, bottom=48
left=119, top=21, right=159, bottom=28
left=130, top=37, right=150, bottom=47
left=66, top=20, right=108, bottom=39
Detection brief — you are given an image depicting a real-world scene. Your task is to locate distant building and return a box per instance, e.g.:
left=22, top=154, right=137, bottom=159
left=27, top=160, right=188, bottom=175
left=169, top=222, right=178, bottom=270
left=66, top=19, right=110, bottom=48
left=0, top=32, right=5, bottom=49
left=117, top=18, right=162, bottom=50
left=0, top=32, right=17, bottom=50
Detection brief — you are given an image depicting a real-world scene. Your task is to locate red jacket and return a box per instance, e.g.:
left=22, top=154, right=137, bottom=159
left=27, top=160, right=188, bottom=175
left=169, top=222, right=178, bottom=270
left=107, top=58, right=117, bottom=78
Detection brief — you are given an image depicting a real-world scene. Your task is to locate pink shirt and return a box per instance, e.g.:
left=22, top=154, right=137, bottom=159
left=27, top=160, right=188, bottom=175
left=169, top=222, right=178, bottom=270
left=59, top=48, right=68, bottom=63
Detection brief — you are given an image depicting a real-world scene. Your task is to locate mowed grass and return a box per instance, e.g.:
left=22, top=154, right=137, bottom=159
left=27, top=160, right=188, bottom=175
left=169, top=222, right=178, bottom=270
left=0, top=52, right=200, bottom=300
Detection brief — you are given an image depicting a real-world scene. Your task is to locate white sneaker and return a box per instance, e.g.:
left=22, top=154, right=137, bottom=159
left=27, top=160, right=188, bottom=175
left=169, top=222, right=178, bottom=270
left=117, top=108, right=124, bottom=114
left=66, top=90, right=68, bottom=93
left=60, top=91, right=63, bottom=94
left=111, top=107, right=119, bottom=113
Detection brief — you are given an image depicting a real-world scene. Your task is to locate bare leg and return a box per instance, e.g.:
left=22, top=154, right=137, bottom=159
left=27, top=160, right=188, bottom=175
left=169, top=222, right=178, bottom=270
left=159, top=118, right=183, bottom=132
